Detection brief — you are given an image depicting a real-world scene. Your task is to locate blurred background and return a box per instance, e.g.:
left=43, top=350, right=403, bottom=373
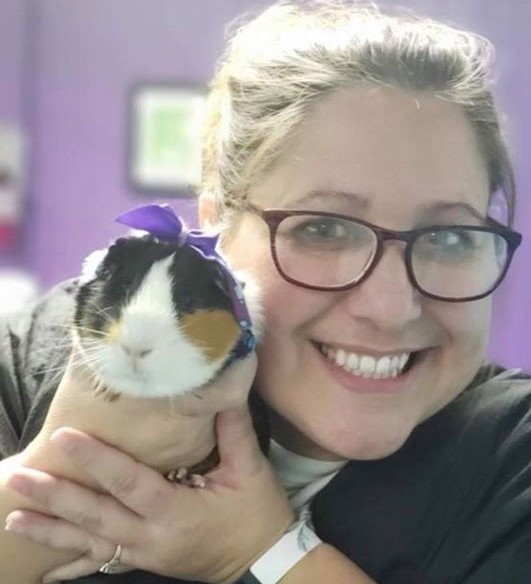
left=0, top=0, right=529, bottom=370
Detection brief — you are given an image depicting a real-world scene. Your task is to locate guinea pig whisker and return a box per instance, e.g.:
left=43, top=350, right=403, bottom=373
left=50, top=322, right=79, bottom=331
left=76, top=347, right=105, bottom=367
left=34, top=362, right=78, bottom=385
left=27, top=342, right=75, bottom=360
left=51, top=322, right=109, bottom=343
left=74, top=325, right=108, bottom=338
left=81, top=299, right=116, bottom=324
left=70, top=340, right=101, bottom=358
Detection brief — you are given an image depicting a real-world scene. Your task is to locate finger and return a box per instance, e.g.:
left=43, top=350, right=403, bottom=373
left=5, top=509, right=90, bottom=553
left=214, top=404, right=264, bottom=479
left=6, top=467, right=142, bottom=544
left=5, top=509, right=115, bottom=560
left=43, top=558, right=133, bottom=583
left=42, top=557, right=108, bottom=583
left=50, top=427, right=180, bottom=517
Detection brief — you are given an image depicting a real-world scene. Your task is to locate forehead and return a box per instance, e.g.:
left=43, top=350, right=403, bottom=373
left=249, top=86, right=490, bottom=226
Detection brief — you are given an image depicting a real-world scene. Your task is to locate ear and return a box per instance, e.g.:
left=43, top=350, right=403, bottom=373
left=198, top=192, right=221, bottom=230
left=79, top=247, right=109, bottom=284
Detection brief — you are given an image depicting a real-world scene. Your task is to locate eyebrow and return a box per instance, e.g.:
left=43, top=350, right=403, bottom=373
left=418, top=201, right=487, bottom=223
left=286, top=190, right=370, bottom=210
left=286, top=190, right=486, bottom=223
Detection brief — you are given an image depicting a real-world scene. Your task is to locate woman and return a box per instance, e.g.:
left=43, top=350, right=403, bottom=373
left=1, top=2, right=530, bottom=583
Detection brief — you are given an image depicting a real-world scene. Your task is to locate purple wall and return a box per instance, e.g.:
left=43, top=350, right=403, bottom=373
left=1, top=0, right=529, bottom=370
left=0, top=0, right=25, bottom=119
left=0, top=0, right=28, bottom=268
left=24, top=0, right=273, bottom=287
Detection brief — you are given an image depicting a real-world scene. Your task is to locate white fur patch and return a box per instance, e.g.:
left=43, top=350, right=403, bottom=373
left=234, top=269, right=264, bottom=339
left=80, top=254, right=226, bottom=398
left=79, top=248, right=109, bottom=285
left=76, top=253, right=263, bottom=398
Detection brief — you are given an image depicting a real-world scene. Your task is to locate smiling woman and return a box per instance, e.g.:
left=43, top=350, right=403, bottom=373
left=219, top=86, right=507, bottom=461
left=0, top=2, right=530, bottom=584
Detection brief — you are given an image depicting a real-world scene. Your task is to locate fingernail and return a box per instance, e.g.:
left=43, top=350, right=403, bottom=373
left=5, top=513, right=22, bottom=534
left=50, top=430, right=76, bottom=454
left=6, top=475, right=30, bottom=496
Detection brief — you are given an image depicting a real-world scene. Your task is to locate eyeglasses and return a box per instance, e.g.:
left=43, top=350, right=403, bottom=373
left=233, top=202, right=522, bottom=302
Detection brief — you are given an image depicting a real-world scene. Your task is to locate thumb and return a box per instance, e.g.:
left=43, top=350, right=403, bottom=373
left=215, top=404, right=265, bottom=477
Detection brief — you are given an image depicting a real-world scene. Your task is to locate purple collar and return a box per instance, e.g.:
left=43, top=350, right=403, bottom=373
left=115, top=204, right=253, bottom=334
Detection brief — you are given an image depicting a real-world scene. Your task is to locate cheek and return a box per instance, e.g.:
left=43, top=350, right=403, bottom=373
left=434, top=297, right=491, bottom=354
left=223, top=216, right=322, bottom=326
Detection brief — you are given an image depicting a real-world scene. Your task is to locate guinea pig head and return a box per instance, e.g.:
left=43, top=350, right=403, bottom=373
left=74, top=236, right=255, bottom=398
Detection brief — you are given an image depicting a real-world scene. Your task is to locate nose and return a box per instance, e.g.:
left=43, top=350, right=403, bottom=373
left=120, top=343, right=153, bottom=360
left=342, top=242, right=422, bottom=330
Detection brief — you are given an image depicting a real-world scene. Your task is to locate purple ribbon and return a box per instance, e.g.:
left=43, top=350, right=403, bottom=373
left=116, top=204, right=220, bottom=260
left=115, top=205, right=253, bottom=334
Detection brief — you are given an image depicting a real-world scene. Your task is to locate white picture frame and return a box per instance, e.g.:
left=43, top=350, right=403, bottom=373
left=128, top=85, right=207, bottom=196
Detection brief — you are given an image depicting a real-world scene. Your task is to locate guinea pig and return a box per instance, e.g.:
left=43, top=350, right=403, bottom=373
left=72, top=213, right=262, bottom=401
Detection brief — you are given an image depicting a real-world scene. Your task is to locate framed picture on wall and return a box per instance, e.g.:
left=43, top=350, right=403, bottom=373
left=128, top=85, right=207, bottom=196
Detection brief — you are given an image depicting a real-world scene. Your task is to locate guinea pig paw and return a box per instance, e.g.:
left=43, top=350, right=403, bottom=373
left=188, top=473, right=207, bottom=489
left=165, top=467, right=189, bottom=483
left=165, top=467, right=207, bottom=488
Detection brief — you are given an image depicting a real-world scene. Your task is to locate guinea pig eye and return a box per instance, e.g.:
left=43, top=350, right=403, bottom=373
left=179, top=293, right=194, bottom=313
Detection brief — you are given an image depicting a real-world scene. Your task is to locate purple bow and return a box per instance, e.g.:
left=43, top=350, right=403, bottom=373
left=115, top=204, right=220, bottom=261
left=115, top=204, right=253, bottom=332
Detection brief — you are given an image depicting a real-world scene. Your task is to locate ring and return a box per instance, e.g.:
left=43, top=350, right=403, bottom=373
left=98, top=543, right=123, bottom=574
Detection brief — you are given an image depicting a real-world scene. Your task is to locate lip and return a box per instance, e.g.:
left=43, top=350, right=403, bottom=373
left=313, top=342, right=427, bottom=395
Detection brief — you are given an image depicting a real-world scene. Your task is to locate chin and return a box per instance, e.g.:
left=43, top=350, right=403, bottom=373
left=342, top=435, right=411, bottom=461
left=308, top=418, right=417, bottom=461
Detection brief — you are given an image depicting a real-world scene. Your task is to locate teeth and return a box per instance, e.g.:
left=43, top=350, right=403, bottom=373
left=336, top=348, right=347, bottom=367
left=321, top=344, right=413, bottom=379
left=375, top=356, right=391, bottom=376
left=346, top=352, right=359, bottom=370
left=359, top=355, right=376, bottom=376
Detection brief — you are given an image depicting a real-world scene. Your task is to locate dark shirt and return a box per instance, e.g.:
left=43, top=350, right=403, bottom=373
left=1, top=281, right=530, bottom=584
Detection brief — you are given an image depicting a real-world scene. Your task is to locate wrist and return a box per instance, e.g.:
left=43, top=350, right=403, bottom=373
left=240, top=515, right=322, bottom=584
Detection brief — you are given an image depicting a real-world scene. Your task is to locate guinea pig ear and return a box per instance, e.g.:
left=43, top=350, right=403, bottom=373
left=79, top=247, right=109, bottom=284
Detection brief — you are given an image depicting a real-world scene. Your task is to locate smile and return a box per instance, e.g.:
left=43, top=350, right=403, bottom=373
left=318, top=343, right=414, bottom=379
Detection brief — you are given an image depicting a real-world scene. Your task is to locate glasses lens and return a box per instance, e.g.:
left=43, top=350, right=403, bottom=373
left=411, top=228, right=509, bottom=299
left=273, top=214, right=377, bottom=288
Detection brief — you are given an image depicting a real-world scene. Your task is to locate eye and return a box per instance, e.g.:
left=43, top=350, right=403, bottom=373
left=282, top=215, right=370, bottom=249
left=179, top=293, right=194, bottom=312
left=430, top=229, right=474, bottom=249
left=297, top=218, right=348, bottom=239
left=415, top=228, right=478, bottom=261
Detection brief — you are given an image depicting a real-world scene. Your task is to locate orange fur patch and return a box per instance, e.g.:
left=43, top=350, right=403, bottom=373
left=181, top=309, right=241, bottom=362
left=105, top=321, right=121, bottom=343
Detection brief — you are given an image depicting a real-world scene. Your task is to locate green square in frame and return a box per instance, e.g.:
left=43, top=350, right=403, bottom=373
left=129, top=85, right=207, bottom=195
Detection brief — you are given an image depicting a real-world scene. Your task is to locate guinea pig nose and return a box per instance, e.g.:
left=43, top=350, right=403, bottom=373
left=121, top=343, right=153, bottom=359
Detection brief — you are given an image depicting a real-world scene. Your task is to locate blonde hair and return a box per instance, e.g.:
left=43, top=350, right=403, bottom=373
left=200, top=1, right=515, bottom=225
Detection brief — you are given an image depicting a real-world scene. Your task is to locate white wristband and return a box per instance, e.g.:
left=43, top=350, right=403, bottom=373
left=242, top=518, right=322, bottom=584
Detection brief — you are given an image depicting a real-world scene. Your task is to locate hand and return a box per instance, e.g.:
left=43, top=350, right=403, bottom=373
left=5, top=404, right=295, bottom=583
left=30, top=348, right=259, bottom=477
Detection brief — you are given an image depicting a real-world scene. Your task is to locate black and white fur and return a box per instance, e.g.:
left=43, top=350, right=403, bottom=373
left=73, top=234, right=262, bottom=399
